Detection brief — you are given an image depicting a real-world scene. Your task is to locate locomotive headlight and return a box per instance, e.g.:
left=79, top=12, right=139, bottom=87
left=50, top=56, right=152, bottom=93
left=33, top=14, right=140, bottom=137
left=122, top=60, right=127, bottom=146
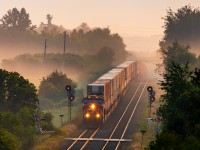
left=85, top=113, right=90, bottom=118
left=90, top=103, right=96, bottom=110
left=96, top=113, right=100, bottom=118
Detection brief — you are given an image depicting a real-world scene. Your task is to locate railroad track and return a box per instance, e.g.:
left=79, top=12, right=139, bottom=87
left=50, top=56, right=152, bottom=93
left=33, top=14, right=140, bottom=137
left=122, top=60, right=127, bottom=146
left=66, top=128, right=99, bottom=150
left=65, top=80, right=148, bottom=150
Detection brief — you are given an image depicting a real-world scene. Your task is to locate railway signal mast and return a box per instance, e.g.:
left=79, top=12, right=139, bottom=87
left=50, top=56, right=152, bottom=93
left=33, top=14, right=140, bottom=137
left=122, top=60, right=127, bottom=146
left=147, top=86, right=156, bottom=117
left=65, top=85, right=75, bottom=122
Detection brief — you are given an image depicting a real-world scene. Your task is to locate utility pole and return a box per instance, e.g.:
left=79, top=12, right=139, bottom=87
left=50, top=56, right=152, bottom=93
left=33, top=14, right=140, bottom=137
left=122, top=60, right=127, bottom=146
left=44, top=39, right=47, bottom=61
left=63, top=31, right=66, bottom=55
left=63, top=31, right=66, bottom=71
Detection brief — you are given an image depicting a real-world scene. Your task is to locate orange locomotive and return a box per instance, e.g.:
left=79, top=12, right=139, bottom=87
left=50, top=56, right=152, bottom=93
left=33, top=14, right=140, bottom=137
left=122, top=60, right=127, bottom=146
left=82, top=61, right=142, bottom=127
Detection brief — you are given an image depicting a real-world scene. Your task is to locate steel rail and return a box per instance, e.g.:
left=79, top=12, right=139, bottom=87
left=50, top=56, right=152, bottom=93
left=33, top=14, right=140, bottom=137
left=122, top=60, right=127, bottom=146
left=102, top=81, right=144, bottom=150
left=67, top=129, right=88, bottom=150
left=115, top=81, right=148, bottom=150
left=66, top=128, right=99, bottom=150
left=80, top=128, right=99, bottom=150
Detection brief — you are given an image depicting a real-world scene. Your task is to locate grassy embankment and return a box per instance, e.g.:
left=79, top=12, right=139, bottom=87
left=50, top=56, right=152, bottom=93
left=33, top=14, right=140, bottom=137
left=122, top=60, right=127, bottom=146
left=33, top=104, right=82, bottom=150
left=33, top=123, right=79, bottom=150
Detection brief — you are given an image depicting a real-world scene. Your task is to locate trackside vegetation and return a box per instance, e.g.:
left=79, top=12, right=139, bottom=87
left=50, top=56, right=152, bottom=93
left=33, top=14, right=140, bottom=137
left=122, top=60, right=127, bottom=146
left=148, top=5, right=200, bottom=149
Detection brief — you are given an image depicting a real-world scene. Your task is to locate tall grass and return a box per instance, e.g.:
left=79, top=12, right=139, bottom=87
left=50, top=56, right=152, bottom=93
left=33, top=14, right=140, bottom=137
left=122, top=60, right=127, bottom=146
left=43, top=104, right=82, bottom=128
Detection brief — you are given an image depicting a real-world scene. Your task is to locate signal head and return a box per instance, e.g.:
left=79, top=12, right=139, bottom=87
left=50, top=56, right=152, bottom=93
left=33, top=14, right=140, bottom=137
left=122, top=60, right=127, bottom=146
left=65, top=85, right=71, bottom=91
left=147, top=86, right=153, bottom=92
left=69, top=95, right=75, bottom=101
left=150, top=96, right=155, bottom=102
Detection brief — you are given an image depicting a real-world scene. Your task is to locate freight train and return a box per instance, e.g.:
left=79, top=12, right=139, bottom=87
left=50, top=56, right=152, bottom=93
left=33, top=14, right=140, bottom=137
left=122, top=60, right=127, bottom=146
left=82, top=60, right=143, bottom=127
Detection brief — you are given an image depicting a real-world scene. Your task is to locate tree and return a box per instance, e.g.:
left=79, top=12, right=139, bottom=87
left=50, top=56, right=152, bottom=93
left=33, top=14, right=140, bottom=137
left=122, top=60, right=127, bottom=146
left=0, top=128, right=20, bottom=150
left=160, top=41, right=196, bottom=69
left=159, top=62, right=192, bottom=134
left=160, top=5, right=200, bottom=50
left=148, top=62, right=200, bottom=149
left=38, top=70, right=77, bottom=102
left=77, top=22, right=91, bottom=33
left=0, top=8, right=36, bottom=32
left=95, top=46, right=114, bottom=69
left=0, top=69, right=39, bottom=112
left=68, top=27, right=127, bottom=64
left=149, top=131, right=200, bottom=150
left=0, top=107, right=37, bottom=150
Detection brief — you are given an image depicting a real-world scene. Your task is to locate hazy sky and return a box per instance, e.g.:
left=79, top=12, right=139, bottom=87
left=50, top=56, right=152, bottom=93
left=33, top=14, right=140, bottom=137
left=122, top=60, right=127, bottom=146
left=1, top=0, right=200, bottom=51
left=1, top=0, right=200, bottom=36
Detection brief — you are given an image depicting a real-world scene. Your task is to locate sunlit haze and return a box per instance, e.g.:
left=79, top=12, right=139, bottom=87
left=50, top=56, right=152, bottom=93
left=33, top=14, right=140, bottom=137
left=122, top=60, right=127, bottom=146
left=1, top=0, right=200, bottom=51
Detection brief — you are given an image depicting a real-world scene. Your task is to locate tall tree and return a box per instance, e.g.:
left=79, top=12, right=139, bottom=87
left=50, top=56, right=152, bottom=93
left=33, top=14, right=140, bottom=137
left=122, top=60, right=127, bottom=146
left=149, top=62, right=200, bottom=149
left=38, top=70, right=77, bottom=102
left=160, top=5, right=200, bottom=50
left=0, top=8, right=36, bottom=32
left=0, top=69, right=39, bottom=112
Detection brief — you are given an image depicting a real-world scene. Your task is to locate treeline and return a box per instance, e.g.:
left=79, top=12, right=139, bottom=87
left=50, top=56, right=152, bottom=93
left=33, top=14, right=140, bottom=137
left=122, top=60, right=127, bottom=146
left=1, top=46, right=115, bottom=87
left=0, top=8, right=127, bottom=65
left=149, top=5, right=200, bottom=149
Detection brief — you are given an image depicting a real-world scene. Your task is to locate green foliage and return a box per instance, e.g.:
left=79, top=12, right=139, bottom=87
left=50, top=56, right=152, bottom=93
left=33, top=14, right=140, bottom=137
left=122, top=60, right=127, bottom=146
left=0, top=107, right=37, bottom=150
left=0, top=69, right=39, bottom=112
left=40, top=112, right=54, bottom=131
left=0, top=8, right=36, bottom=32
left=83, top=46, right=115, bottom=72
left=68, top=28, right=126, bottom=64
left=38, top=70, right=77, bottom=103
left=149, top=62, right=200, bottom=149
left=161, top=5, right=200, bottom=48
left=149, top=131, right=200, bottom=150
left=0, top=128, right=20, bottom=150
left=160, top=41, right=196, bottom=69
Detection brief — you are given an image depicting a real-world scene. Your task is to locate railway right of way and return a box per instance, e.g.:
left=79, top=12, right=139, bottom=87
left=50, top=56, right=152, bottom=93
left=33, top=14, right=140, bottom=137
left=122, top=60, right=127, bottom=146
left=64, top=79, right=148, bottom=150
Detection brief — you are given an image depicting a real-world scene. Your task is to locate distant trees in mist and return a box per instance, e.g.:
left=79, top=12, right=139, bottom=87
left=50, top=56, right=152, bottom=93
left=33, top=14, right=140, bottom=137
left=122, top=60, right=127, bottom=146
left=0, top=7, right=127, bottom=65
left=157, top=5, right=200, bottom=74
left=160, top=5, right=200, bottom=52
left=0, top=8, right=36, bottom=32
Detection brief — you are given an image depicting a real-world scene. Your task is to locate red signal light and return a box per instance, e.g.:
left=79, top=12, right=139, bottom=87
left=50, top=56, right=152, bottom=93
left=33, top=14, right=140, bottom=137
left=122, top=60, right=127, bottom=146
left=69, top=95, right=75, bottom=101
left=65, top=85, right=71, bottom=91
left=150, top=96, right=155, bottom=102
